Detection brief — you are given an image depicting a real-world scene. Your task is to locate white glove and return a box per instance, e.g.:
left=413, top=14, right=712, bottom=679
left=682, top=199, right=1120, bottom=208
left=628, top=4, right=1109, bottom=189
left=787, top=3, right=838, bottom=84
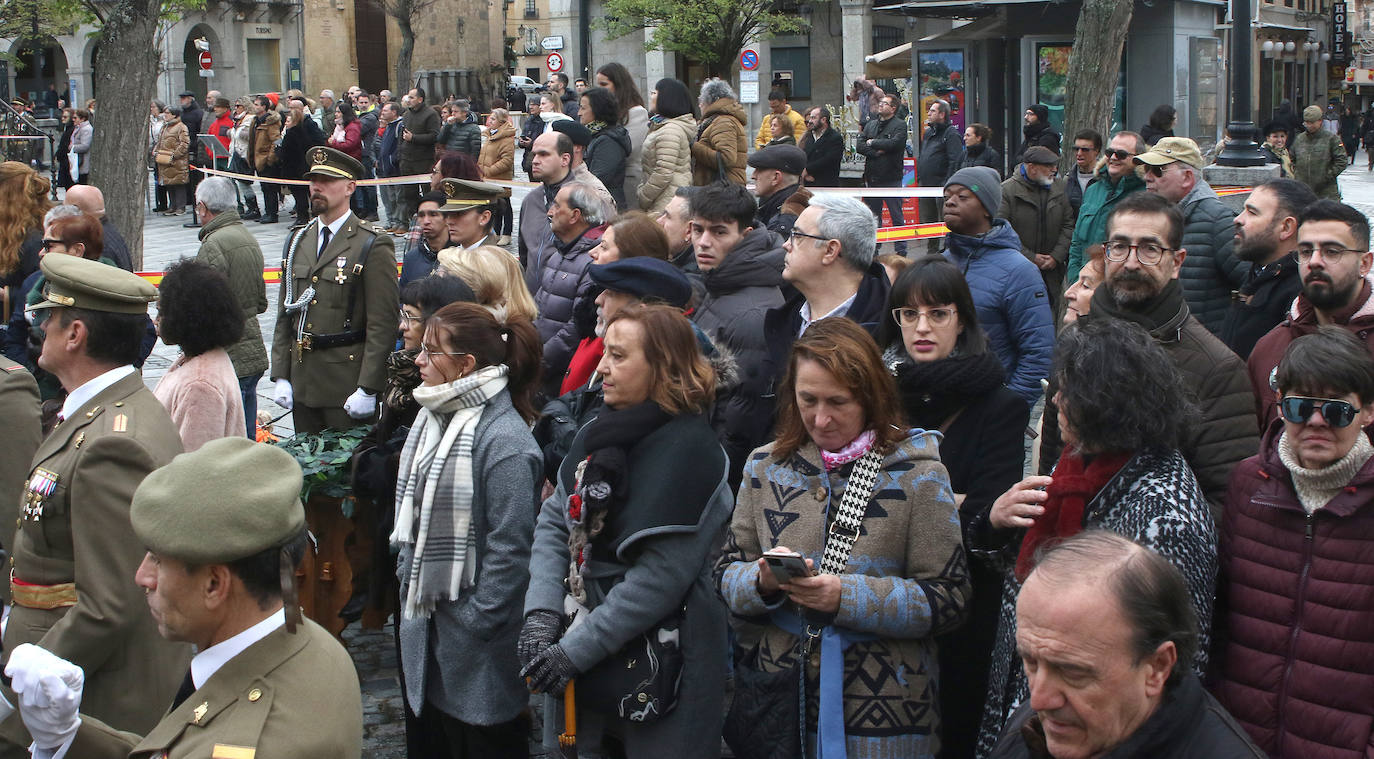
left=5, top=644, right=82, bottom=750
left=343, top=388, right=377, bottom=420
left=273, top=379, right=293, bottom=410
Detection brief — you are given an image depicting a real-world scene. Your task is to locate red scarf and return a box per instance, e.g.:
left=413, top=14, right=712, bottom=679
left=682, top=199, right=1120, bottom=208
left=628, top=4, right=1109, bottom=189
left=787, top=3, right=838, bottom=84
left=1014, top=450, right=1131, bottom=581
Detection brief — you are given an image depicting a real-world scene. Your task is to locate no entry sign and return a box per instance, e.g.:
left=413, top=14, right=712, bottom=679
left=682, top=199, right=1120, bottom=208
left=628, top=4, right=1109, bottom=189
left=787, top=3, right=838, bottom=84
left=198, top=51, right=213, bottom=70
left=546, top=52, right=563, bottom=72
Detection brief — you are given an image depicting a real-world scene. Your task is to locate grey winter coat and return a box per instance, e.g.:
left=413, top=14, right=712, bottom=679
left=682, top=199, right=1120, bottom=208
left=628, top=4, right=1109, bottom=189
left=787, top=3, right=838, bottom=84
left=585, top=124, right=632, bottom=210
left=533, top=229, right=601, bottom=386
left=195, top=210, right=269, bottom=379
left=1177, top=180, right=1246, bottom=335
left=525, top=412, right=732, bottom=759
left=397, top=391, right=540, bottom=725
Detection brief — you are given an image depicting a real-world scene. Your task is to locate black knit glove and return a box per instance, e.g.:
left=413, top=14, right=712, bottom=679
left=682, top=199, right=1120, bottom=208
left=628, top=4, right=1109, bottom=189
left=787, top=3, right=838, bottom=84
left=521, top=643, right=577, bottom=694
left=517, top=609, right=563, bottom=669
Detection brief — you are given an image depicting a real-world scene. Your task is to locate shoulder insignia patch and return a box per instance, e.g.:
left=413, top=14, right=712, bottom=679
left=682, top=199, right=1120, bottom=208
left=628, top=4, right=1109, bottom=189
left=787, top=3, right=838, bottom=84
left=111, top=414, right=128, bottom=433
left=0, top=363, right=24, bottom=373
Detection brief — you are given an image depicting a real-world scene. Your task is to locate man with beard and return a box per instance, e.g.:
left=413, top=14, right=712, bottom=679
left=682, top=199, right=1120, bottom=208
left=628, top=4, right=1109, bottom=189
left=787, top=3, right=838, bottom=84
left=269, top=146, right=399, bottom=433
left=1080, top=191, right=1257, bottom=517
left=1220, top=179, right=1317, bottom=359
left=1249, top=200, right=1374, bottom=430
left=1014, top=104, right=1061, bottom=164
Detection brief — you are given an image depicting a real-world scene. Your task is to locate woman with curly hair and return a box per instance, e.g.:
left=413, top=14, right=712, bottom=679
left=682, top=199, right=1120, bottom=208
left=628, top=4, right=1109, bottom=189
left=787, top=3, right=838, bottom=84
left=975, top=316, right=1218, bottom=754
left=0, top=161, right=51, bottom=363
left=152, top=259, right=246, bottom=451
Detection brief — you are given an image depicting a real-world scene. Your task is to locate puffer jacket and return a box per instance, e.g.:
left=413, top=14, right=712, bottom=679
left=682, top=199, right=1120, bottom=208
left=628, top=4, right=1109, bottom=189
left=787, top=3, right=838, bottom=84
left=998, top=169, right=1074, bottom=302
left=1066, top=166, right=1146, bottom=283
left=1178, top=180, right=1246, bottom=335
left=1291, top=127, right=1348, bottom=200
left=1088, top=282, right=1259, bottom=516
left=1214, top=423, right=1374, bottom=759
left=477, top=122, right=515, bottom=180
left=637, top=113, right=696, bottom=213
left=195, top=211, right=268, bottom=379
left=942, top=220, right=1055, bottom=405
left=532, top=228, right=602, bottom=388
left=585, top=123, right=632, bottom=211
left=623, top=105, right=649, bottom=210
left=692, top=227, right=785, bottom=485
left=250, top=111, right=282, bottom=173
left=155, top=118, right=190, bottom=186
left=691, top=98, right=748, bottom=186
left=1247, top=277, right=1374, bottom=431
left=438, top=116, right=482, bottom=157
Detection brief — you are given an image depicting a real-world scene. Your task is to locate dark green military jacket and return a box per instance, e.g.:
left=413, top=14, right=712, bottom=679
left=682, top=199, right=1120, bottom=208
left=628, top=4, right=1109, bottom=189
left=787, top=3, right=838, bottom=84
left=0, top=357, right=41, bottom=603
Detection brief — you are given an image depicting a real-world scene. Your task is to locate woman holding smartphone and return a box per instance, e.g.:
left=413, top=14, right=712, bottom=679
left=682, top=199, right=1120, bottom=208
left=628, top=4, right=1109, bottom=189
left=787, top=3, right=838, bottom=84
left=717, top=317, right=970, bottom=759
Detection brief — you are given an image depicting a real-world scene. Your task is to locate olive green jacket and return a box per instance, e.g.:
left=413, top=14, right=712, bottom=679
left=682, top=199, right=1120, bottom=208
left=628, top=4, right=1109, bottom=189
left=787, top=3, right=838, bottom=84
left=1, top=372, right=190, bottom=744
left=65, top=617, right=362, bottom=758
left=0, top=358, right=40, bottom=603
left=1292, top=127, right=1348, bottom=199
left=196, top=210, right=269, bottom=379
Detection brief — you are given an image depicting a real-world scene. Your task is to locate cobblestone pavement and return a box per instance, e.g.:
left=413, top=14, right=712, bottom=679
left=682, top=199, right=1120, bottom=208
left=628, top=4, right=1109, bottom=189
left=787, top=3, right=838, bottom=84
left=96, top=151, right=1374, bottom=757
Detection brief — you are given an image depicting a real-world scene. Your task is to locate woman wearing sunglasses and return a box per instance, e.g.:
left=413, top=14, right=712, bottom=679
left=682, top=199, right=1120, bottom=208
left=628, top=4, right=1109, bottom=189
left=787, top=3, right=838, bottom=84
left=1213, top=326, right=1374, bottom=757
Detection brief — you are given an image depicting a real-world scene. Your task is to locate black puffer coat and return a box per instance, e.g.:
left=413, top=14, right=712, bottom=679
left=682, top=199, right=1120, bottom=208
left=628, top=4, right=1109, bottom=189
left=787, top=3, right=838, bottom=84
left=584, top=124, right=632, bottom=210
left=1177, top=180, right=1246, bottom=336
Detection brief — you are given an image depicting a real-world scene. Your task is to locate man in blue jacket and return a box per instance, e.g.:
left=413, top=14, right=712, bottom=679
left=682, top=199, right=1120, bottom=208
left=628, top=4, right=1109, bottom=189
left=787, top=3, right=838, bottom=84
left=375, top=101, right=404, bottom=231
left=940, top=166, right=1055, bottom=405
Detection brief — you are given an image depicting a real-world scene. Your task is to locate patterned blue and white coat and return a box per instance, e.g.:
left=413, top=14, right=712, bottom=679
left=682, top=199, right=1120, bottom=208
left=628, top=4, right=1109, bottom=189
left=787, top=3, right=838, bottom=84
left=718, top=430, right=971, bottom=759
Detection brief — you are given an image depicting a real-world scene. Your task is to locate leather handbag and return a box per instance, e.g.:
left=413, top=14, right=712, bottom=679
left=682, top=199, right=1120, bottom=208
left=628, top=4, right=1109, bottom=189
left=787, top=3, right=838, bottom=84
left=155, top=150, right=173, bottom=166
left=722, top=448, right=884, bottom=759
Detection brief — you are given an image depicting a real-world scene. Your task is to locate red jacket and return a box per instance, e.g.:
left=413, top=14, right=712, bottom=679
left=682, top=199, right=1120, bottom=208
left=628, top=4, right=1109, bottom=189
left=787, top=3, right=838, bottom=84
left=209, top=112, right=235, bottom=150
left=1247, top=277, right=1374, bottom=429
left=328, top=120, right=363, bottom=160
left=1212, top=423, right=1374, bottom=758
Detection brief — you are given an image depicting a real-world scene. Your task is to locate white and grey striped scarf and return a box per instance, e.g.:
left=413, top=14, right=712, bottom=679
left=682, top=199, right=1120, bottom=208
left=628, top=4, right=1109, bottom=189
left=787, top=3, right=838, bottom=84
left=391, top=364, right=509, bottom=620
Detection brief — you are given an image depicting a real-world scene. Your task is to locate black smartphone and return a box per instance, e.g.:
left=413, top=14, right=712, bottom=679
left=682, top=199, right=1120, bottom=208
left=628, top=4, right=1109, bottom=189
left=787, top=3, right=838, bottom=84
left=764, top=550, right=813, bottom=585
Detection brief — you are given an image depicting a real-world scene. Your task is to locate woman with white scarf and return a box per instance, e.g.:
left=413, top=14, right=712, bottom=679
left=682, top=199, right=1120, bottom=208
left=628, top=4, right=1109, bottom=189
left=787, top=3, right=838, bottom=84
left=392, top=301, right=543, bottom=757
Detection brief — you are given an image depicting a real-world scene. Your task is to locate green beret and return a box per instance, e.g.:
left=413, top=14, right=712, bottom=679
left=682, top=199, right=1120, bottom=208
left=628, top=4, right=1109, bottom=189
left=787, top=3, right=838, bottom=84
left=131, top=437, right=306, bottom=564
left=28, top=255, right=157, bottom=315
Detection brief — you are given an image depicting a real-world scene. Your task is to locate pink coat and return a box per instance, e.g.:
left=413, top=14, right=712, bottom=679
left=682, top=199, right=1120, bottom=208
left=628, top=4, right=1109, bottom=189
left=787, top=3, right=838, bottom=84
left=153, top=349, right=245, bottom=452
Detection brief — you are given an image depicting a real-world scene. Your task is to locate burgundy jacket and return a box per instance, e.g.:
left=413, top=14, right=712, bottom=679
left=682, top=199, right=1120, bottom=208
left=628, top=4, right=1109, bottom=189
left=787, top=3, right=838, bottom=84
left=1212, top=422, right=1374, bottom=758
left=1247, top=277, right=1374, bottom=430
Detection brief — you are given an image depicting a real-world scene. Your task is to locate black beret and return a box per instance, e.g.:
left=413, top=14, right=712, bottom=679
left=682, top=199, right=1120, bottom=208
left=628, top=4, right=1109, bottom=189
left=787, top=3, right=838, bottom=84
left=552, top=119, right=594, bottom=147
left=588, top=257, right=692, bottom=309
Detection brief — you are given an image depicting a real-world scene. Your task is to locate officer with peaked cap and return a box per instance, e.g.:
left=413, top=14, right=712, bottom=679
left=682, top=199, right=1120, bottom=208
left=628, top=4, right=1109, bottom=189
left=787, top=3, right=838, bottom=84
left=0, top=255, right=190, bottom=755
left=438, top=177, right=509, bottom=250
left=4, top=437, right=364, bottom=758
left=270, top=145, right=399, bottom=433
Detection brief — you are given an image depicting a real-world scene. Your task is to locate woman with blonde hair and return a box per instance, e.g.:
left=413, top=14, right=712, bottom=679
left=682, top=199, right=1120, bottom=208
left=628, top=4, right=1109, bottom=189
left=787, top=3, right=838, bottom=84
left=0, top=162, right=50, bottom=335
left=437, top=245, right=537, bottom=323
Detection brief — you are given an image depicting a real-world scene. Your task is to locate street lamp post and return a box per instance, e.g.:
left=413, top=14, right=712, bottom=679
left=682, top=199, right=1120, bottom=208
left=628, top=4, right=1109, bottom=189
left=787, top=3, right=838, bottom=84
left=1218, top=0, right=1270, bottom=166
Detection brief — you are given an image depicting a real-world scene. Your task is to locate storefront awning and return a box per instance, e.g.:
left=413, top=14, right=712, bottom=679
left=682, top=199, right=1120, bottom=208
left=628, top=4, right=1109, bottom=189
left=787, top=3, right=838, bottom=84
left=866, top=42, right=913, bottom=79
left=873, top=0, right=1049, bottom=12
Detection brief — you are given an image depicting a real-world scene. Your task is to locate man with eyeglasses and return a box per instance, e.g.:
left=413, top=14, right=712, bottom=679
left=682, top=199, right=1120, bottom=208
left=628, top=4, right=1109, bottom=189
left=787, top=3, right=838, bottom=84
left=1079, top=191, right=1256, bottom=517
left=999, top=145, right=1074, bottom=319
left=1248, top=199, right=1374, bottom=430
left=1135, top=137, right=1245, bottom=336
left=1214, top=327, right=1374, bottom=758
left=1220, top=178, right=1317, bottom=359
left=1066, top=131, right=1147, bottom=284
left=1065, top=129, right=1102, bottom=214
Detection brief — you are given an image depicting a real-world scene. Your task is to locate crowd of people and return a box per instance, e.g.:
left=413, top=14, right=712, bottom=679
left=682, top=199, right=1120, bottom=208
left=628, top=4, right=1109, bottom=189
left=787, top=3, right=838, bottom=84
left=3, top=65, right=1374, bottom=759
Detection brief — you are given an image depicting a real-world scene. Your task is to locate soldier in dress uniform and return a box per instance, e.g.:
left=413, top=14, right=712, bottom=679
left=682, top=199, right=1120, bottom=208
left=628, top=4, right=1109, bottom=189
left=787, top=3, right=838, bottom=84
left=438, top=177, right=510, bottom=251
left=0, top=356, right=41, bottom=603
left=0, top=255, right=190, bottom=755
left=4, top=436, right=364, bottom=758
left=270, top=145, right=399, bottom=433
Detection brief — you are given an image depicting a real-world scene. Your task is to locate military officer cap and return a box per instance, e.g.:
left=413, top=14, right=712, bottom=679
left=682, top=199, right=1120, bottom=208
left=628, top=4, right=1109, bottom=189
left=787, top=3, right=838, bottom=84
left=439, top=178, right=510, bottom=213
left=131, top=437, right=306, bottom=565
left=27, top=254, right=157, bottom=315
left=304, top=145, right=364, bottom=181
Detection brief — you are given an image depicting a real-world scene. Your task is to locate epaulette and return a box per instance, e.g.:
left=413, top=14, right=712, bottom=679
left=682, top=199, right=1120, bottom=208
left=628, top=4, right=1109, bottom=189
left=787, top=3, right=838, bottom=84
left=1, top=363, right=27, bottom=373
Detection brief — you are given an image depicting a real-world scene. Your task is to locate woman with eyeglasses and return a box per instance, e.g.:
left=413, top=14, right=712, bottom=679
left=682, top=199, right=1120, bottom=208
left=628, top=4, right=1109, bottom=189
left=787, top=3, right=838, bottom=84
left=1064, top=131, right=1147, bottom=284
left=875, top=256, right=1026, bottom=759
left=975, top=316, right=1217, bottom=755
left=1213, top=327, right=1374, bottom=758
left=393, top=301, right=542, bottom=757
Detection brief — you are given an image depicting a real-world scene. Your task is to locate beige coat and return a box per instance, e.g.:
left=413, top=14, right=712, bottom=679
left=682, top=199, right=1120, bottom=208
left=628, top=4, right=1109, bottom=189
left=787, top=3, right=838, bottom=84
left=637, top=113, right=696, bottom=213
left=691, top=98, right=748, bottom=186
left=155, top=118, right=190, bottom=186
left=250, top=111, right=282, bottom=173
left=478, top=122, right=516, bottom=180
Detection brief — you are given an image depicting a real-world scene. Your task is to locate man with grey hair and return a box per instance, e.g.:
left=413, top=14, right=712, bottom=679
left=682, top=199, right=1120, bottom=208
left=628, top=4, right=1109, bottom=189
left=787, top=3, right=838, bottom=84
left=759, top=192, right=889, bottom=390
left=193, top=176, right=268, bottom=437
left=63, top=185, right=132, bottom=271
left=318, top=89, right=337, bottom=131
left=746, top=143, right=805, bottom=236
left=987, top=530, right=1263, bottom=759
left=533, top=181, right=608, bottom=396
left=691, top=78, right=747, bottom=186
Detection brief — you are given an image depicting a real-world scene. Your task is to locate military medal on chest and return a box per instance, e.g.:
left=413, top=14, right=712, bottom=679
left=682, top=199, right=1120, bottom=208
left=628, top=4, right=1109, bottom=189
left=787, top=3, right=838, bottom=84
left=22, top=468, right=59, bottom=522
left=334, top=256, right=349, bottom=285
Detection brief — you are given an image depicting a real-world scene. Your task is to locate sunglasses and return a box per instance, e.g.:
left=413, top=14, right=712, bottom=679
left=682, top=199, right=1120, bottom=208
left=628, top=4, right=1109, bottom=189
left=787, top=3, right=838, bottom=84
left=1104, top=148, right=1134, bottom=160
left=1144, top=164, right=1174, bottom=178
left=1278, top=396, right=1361, bottom=428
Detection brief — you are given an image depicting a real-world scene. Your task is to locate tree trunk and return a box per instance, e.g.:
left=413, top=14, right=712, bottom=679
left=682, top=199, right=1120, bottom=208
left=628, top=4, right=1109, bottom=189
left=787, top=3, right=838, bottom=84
left=89, top=0, right=161, bottom=269
left=1059, top=0, right=1135, bottom=173
left=394, top=18, right=415, bottom=94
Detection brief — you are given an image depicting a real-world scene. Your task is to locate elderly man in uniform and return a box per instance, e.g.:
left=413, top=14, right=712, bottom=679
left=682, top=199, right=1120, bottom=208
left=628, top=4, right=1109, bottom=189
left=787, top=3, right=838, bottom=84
left=3, top=437, right=363, bottom=758
left=270, top=146, right=399, bottom=433
left=988, top=530, right=1265, bottom=759
left=438, top=178, right=509, bottom=251
left=0, top=255, right=188, bottom=755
